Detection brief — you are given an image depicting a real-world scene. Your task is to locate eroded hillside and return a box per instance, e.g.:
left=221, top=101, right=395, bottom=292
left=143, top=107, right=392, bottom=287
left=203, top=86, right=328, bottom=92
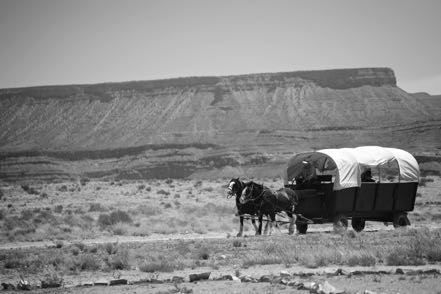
left=0, top=68, right=440, bottom=180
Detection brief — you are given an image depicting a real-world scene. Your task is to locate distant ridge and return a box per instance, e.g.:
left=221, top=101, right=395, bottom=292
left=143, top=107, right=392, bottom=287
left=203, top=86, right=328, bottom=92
left=0, top=67, right=439, bottom=181
left=0, top=67, right=396, bottom=101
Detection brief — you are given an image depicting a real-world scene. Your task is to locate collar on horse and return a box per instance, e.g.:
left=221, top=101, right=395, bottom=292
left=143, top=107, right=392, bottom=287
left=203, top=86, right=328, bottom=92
left=241, top=184, right=268, bottom=205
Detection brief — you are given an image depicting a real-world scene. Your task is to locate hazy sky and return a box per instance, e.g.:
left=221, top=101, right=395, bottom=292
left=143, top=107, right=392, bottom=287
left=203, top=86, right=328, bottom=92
left=1, top=0, right=440, bottom=94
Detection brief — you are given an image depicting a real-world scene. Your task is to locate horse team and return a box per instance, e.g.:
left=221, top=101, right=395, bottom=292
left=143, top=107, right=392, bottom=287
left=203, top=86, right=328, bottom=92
left=227, top=178, right=299, bottom=236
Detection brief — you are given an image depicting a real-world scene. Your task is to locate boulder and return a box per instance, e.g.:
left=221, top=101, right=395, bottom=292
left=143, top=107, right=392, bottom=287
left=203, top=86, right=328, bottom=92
left=41, top=280, right=62, bottom=288
left=259, top=275, right=273, bottom=283
left=17, top=280, right=31, bottom=291
left=189, top=272, right=211, bottom=282
left=109, top=279, right=128, bottom=286
left=317, top=281, right=344, bottom=294
left=172, top=276, right=185, bottom=283
left=94, top=280, right=109, bottom=286
left=240, top=275, right=257, bottom=283
left=1, top=283, right=16, bottom=290
left=280, top=278, right=301, bottom=287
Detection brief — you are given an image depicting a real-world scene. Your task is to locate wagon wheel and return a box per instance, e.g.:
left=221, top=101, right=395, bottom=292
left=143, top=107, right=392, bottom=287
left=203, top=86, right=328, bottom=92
left=296, top=223, right=308, bottom=234
left=393, top=213, right=410, bottom=228
left=351, top=217, right=365, bottom=232
left=333, top=214, right=348, bottom=232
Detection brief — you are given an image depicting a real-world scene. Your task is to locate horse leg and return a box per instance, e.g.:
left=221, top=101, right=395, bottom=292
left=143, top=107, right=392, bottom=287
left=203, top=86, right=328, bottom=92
left=251, top=218, right=258, bottom=233
left=237, top=216, right=244, bottom=237
left=287, top=212, right=295, bottom=235
left=256, top=214, right=263, bottom=235
left=263, top=215, right=270, bottom=235
left=268, top=213, right=276, bottom=235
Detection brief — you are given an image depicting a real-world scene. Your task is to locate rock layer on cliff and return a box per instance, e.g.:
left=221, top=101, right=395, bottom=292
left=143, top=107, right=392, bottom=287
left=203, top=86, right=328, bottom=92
left=0, top=67, right=440, bottom=180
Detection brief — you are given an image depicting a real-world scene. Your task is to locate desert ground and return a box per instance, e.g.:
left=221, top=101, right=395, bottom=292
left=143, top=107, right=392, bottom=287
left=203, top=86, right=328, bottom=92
left=1, top=175, right=441, bottom=293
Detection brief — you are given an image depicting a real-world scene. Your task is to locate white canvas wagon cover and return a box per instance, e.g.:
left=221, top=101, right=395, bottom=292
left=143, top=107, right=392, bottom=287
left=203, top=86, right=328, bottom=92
left=283, top=146, right=420, bottom=190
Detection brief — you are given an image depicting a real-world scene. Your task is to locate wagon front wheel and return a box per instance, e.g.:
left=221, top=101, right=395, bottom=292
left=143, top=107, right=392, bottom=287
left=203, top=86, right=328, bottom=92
left=296, top=223, right=308, bottom=234
left=351, top=217, right=365, bottom=232
left=333, top=215, right=348, bottom=232
left=393, top=213, right=410, bottom=228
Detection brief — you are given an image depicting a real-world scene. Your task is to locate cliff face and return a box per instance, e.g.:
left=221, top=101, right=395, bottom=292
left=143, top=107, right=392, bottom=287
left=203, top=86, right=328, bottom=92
left=0, top=68, right=440, bottom=181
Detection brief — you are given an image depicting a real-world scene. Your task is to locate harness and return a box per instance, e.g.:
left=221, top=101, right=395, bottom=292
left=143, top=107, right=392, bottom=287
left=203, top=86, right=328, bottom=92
left=241, top=185, right=269, bottom=207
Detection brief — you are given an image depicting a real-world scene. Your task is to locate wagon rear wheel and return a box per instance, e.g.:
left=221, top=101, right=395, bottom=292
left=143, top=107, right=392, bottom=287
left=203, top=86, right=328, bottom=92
left=333, top=215, right=348, bottom=232
left=351, top=217, right=365, bottom=232
left=296, top=223, right=308, bottom=234
left=393, top=213, right=410, bottom=228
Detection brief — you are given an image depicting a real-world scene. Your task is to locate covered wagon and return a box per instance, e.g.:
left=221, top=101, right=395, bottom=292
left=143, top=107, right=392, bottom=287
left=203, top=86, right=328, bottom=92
left=282, top=146, right=420, bottom=233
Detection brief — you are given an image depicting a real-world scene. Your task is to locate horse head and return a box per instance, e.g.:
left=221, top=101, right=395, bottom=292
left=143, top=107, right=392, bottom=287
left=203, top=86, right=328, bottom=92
left=227, top=178, right=242, bottom=198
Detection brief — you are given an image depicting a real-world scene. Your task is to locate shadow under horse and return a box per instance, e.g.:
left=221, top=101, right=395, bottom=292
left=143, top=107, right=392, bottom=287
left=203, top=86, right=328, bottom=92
left=239, top=181, right=298, bottom=235
left=227, top=178, right=260, bottom=237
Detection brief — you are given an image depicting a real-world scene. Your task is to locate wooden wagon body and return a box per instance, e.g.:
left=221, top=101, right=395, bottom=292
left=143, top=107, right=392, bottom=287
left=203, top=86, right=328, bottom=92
left=282, top=146, right=420, bottom=233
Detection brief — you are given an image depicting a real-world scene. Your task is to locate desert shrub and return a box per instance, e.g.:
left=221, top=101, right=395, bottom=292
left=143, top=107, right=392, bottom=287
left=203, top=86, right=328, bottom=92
left=58, top=185, right=68, bottom=192
left=54, top=205, right=63, bottom=213
left=233, top=240, right=242, bottom=247
left=174, top=194, right=180, bottom=198
left=427, top=245, right=441, bottom=262
left=198, top=203, right=233, bottom=216
left=55, top=240, right=64, bottom=248
left=0, top=209, right=4, bottom=220
left=80, top=177, right=90, bottom=186
left=347, top=252, right=376, bottom=266
left=164, top=203, right=172, bottom=209
left=21, top=209, right=35, bottom=221
left=110, top=210, right=132, bottom=224
left=4, top=252, right=27, bottom=269
left=76, top=254, right=100, bottom=271
left=71, top=247, right=80, bottom=256
left=89, top=203, right=107, bottom=212
left=386, top=248, right=425, bottom=266
left=139, top=260, right=175, bottom=273
left=34, top=210, right=57, bottom=224
left=40, top=271, right=63, bottom=288
left=112, top=223, right=128, bottom=235
left=137, top=184, right=145, bottom=190
left=98, top=210, right=132, bottom=227
left=40, top=192, right=48, bottom=198
left=21, top=185, right=39, bottom=195
left=197, top=247, right=210, bottom=260
left=130, top=204, right=161, bottom=216
left=157, top=189, right=170, bottom=196
left=107, top=249, right=130, bottom=270
left=203, top=187, right=214, bottom=192
left=74, top=242, right=86, bottom=252
left=97, top=214, right=112, bottom=227
left=165, top=178, right=173, bottom=185
left=194, top=180, right=202, bottom=188
left=0, top=189, right=3, bottom=200
left=103, top=242, right=118, bottom=255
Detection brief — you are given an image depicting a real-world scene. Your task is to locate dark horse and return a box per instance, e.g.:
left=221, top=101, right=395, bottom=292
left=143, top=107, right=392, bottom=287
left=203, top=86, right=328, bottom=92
left=227, top=178, right=259, bottom=237
left=240, top=181, right=298, bottom=235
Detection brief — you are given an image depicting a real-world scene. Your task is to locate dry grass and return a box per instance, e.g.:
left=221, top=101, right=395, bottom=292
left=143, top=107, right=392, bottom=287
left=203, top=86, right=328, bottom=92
left=1, top=227, right=441, bottom=279
left=1, top=177, right=441, bottom=280
left=0, top=179, right=238, bottom=242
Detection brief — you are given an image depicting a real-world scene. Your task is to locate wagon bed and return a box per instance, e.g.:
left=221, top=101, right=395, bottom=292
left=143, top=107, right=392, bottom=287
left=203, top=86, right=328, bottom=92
left=282, top=146, right=420, bottom=233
